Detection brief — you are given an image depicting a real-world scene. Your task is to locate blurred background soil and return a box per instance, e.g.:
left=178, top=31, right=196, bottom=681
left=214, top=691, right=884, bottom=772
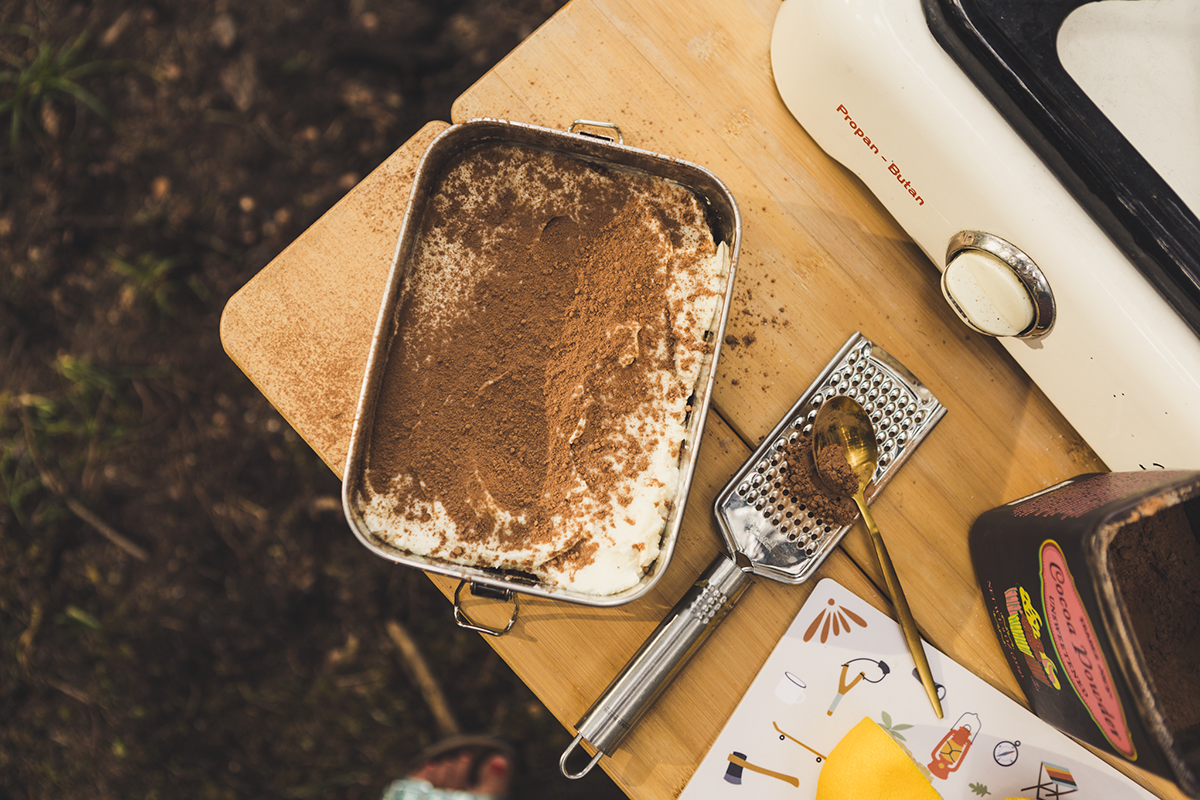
left=0, top=1, right=629, bottom=798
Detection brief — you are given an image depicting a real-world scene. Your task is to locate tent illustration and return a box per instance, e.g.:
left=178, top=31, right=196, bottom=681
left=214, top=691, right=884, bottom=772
left=1021, top=761, right=1078, bottom=798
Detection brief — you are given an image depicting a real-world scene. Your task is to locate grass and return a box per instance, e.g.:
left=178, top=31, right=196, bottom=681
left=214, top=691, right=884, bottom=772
left=0, top=355, right=143, bottom=525
left=0, top=394, right=47, bottom=526
left=105, top=251, right=191, bottom=315
left=0, top=25, right=145, bottom=151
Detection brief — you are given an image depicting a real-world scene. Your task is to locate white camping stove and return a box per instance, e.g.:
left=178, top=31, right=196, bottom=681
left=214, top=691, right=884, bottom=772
left=771, top=0, right=1200, bottom=471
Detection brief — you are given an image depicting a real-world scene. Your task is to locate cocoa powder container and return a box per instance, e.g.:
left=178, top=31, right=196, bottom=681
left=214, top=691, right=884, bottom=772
left=969, top=470, right=1200, bottom=797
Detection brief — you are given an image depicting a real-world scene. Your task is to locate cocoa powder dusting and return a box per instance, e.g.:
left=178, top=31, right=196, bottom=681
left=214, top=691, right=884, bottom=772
left=363, top=142, right=721, bottom=585
left=1108, top=501, right=1200, bottom=735
left=778, top=434, right=858, bottom=526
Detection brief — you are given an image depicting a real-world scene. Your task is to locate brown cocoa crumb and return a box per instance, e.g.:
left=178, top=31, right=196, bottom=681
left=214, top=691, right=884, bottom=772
left=817, top=441, right=859, bottom=497
left=778, top=434, right=858, bottom=526
left=541, top=536, right=600, bottom=578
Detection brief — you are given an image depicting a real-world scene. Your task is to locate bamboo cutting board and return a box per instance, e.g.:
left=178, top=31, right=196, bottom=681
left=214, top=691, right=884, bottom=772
left=221, top=0, right=1188, bottom=797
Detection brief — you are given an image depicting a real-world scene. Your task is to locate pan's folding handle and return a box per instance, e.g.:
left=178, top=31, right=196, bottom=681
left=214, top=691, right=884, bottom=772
left=568, top=119, right=624, bottom=145
left=453, top=581, right=518, bottom=637
left=560, top=554, right=752, bottom=778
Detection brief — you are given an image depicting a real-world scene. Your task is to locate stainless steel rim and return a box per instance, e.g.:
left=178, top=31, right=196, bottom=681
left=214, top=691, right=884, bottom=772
left=945, top=229, right=1055, bottom=338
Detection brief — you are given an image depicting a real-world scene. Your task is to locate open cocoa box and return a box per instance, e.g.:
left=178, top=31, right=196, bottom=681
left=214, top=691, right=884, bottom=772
left=970, top=470, right=1200, bottom=797
left=341, top=118, right=741, bottom=622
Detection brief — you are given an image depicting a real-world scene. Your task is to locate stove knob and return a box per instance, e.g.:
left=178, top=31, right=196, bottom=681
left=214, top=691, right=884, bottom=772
left=942, top=250, right=1034, bottom=336
left=942, top=231, right=1055, bottom=339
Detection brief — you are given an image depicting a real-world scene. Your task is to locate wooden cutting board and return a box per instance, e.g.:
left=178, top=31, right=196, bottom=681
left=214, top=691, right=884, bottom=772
left=221, top=117, right=892, bottom=799
left=221, top=0, right=1187, bottom=797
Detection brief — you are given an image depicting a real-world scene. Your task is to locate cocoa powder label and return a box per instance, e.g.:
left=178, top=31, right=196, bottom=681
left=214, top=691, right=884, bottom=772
left=1040, top=540, right=1137, bottom=760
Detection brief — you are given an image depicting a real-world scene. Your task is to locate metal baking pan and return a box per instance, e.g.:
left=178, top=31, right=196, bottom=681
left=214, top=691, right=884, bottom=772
left=341, top=118, right=741, bottom=612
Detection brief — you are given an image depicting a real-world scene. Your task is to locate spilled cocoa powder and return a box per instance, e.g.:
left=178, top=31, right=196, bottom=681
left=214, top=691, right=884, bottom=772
left=1108, top=500, right=1200, bottom=735
left=363, top=141, right=721, bottom=583
left=778, top=433, right=858, bottom=526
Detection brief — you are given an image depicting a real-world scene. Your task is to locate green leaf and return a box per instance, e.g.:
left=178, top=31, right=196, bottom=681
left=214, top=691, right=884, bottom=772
left=880, top=710, right=893, bottom=728
left=0, top=26, right=131, bottom=150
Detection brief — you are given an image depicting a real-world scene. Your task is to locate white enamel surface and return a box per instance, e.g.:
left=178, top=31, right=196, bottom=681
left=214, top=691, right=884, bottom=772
left=1059, top=0, right=1200, bottom=213
left=770, top=0, right=1200, bottom=470
left=942, top=250, right=1035, bottom=337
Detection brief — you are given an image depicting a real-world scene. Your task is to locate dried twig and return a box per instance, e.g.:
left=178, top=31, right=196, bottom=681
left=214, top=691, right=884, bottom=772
left=20, top=410, right=149, bottom=562
left=59, top=495, right=149, bottom=562
left=385, top=619, right=460, bottom=738
left=49, top=680, right=93, bottom=705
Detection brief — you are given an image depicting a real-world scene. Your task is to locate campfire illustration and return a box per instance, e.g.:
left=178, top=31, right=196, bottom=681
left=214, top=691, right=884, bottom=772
left=803, top=597, right=869, bottom=643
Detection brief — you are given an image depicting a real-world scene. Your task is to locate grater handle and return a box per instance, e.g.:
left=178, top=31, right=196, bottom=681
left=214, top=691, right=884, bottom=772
left=560, top=553, right=752, bottom=778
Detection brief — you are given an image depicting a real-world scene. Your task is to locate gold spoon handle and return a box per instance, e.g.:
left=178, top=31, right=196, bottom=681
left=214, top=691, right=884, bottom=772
left=855, top=493, right=944, bottom=719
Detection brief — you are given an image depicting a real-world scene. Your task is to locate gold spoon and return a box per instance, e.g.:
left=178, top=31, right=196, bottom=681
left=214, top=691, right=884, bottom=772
left=813, top=395, right=944, bottom=719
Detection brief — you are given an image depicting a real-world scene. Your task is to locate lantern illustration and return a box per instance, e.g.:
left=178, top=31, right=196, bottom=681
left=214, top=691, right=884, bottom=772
left=928, top=712, right=981, bottom=779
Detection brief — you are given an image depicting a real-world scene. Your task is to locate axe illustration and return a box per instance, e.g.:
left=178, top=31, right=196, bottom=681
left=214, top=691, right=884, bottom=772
left=724, top=752, right=800, bottom=787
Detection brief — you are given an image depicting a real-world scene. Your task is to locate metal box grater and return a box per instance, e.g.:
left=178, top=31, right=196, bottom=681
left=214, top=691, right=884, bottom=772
left=714, top=331, right=947, bottom=584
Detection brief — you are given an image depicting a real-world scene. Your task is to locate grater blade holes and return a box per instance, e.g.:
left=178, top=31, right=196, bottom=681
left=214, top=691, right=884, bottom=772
left=713, top=335, right=943, bottom=584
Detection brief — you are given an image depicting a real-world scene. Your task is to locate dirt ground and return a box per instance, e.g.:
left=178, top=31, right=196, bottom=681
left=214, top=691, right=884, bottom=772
left=0, top=1, right=629, bottom=798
